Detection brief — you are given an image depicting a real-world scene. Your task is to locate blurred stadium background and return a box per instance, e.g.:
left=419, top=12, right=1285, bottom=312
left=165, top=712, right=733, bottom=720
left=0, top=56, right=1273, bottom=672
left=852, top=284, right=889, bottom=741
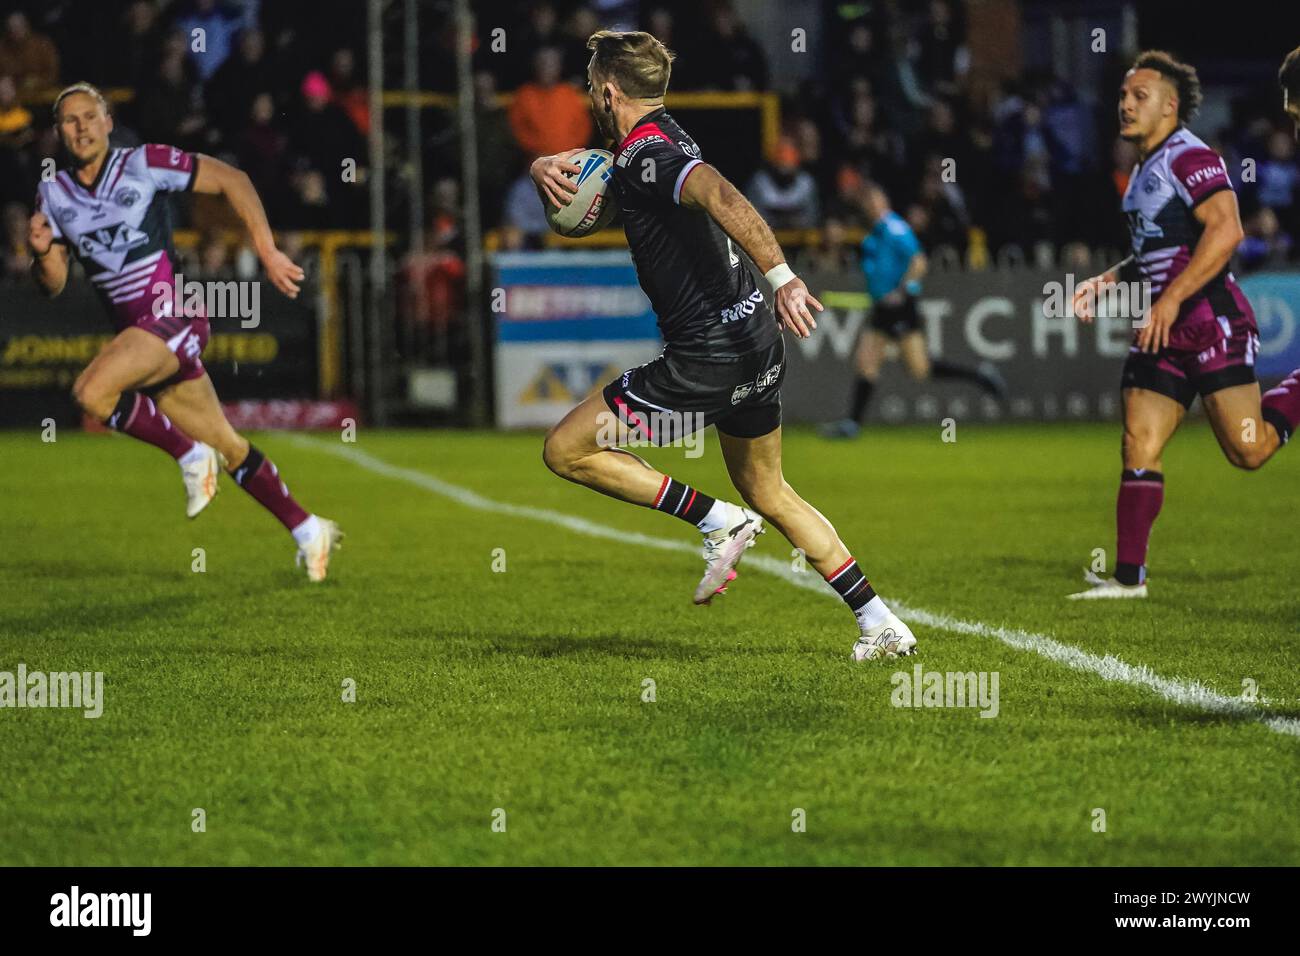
left=3, top=0, right=1300, bottom=871
left=0, top=0, right=1297, bottom=432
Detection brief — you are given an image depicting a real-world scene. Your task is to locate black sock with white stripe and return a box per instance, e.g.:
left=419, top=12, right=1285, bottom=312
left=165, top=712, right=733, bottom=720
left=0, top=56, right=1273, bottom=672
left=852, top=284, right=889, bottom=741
left=651, top=476, right=716, bottom=527
left=825, top=557, right=890, bottom=627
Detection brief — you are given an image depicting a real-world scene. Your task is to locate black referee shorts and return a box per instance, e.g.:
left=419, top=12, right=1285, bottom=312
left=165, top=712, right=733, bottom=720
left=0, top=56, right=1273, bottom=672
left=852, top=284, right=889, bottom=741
left=869, top=296, right=922, bottom=339
left=601, top=336, right=786, bottom=446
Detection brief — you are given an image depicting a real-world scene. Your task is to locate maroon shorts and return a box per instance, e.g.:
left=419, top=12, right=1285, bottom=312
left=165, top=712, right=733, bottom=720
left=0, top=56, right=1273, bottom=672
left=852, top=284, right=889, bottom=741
left=135, top=313, right=210, bottom=384
left=1121, top=308, right=1259, bottom=408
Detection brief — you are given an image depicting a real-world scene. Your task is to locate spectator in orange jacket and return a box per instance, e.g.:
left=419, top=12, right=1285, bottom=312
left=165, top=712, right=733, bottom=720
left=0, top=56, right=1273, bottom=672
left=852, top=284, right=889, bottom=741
left=508, top=47, right=592, bottom=159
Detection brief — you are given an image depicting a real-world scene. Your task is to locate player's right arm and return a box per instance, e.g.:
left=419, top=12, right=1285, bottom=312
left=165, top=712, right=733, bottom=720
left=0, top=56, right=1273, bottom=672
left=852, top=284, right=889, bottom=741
left=1072, top=256, right=1133, bottom=323
left=680, top=162, right=823, bottom=338
left=28, top=211, right=68, bottom=297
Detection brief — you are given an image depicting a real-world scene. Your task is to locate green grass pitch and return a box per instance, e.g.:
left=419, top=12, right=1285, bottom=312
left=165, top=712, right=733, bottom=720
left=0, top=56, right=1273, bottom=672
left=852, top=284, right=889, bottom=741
left=0, top=422, right=1297, bottom=866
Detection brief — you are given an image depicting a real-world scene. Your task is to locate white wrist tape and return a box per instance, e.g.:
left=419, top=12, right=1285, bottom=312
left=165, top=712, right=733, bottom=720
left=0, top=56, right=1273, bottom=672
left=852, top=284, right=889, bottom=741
left=764, top=262, right=796, bottom=292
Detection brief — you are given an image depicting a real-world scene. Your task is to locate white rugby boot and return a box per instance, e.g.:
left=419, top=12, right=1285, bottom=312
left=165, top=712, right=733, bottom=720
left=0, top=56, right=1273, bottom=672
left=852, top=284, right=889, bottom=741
left=179, top=443, right=223, bottom=519
left=1066, top=569, right=1148, bottom=600
left=295, top=516, right=344, bottom=582
left=851, top=611, right=918, bottom=661
left=694, top=503, right=763, bottom=605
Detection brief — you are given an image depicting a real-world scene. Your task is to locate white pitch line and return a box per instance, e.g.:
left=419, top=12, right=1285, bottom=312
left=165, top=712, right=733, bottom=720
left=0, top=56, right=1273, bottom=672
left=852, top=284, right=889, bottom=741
left=291, top=437, right=1300, bottom=739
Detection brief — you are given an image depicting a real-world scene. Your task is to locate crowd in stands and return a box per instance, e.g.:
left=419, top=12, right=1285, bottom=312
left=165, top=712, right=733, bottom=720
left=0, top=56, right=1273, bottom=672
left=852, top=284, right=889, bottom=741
left=0, top=0, right=371, bottom=284
left=1, top=0, right=1298, bottom=291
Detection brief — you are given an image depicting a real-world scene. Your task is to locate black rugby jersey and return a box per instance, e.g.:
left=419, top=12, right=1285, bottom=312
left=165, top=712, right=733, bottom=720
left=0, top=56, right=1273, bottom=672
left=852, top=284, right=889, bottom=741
left=610, top=108, right=779, bottom=358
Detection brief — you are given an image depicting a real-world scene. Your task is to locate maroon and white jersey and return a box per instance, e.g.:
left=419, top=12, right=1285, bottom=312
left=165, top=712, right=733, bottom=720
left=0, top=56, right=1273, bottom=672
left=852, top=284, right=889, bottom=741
left=1120, top=127, right=1255, bottom=346
left=36, top=144, right=198, bottom=332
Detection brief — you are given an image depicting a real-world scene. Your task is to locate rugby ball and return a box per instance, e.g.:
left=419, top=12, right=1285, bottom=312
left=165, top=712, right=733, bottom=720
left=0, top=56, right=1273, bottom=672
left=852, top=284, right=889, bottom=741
left=544, top=148, right=618, bottom=238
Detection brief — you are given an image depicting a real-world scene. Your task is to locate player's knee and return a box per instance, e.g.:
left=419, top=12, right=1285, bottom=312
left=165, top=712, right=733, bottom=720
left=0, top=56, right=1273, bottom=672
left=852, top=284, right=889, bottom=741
left=1121, top=427, right=1163, bottom=468
left=1226, top=442, right=1268, bottom=471
left=541, top=428, right=576, bottom=479
left=71, top=375, right=117, bottom=421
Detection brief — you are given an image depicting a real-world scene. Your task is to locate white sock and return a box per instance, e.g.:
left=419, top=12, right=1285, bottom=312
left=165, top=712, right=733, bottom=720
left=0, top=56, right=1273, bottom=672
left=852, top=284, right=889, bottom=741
left=291, top=514, right=321, bottom=547
left=855, top=595, right=891, bottom=629
left=696, top=499, right=731, bottom=534
left=178, top=443, right=208, bottom=467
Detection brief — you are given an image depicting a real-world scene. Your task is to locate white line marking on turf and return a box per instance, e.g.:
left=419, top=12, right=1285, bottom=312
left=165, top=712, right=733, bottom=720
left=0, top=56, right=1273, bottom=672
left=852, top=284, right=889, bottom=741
left=292, top=438, right=1300, bottom=739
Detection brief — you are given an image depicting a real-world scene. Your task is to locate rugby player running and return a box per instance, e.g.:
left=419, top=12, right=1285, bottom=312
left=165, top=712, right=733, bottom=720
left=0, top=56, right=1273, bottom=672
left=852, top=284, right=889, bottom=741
left=29, top=83, right=342, bottom=581
left=1068, top=52, right=1300, bottom=599
left=534, top=31, right=916, bottom=660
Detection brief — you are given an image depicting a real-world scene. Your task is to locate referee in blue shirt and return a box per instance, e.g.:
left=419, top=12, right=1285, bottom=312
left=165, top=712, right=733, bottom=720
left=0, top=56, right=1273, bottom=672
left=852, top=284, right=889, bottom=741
left=823, top=182, right=1005, bottom=437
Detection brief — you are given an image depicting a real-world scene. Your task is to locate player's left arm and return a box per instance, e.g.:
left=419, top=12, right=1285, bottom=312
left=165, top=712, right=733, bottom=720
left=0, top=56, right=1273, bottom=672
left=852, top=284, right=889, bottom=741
left=1137, top=188, right=1243, bottom=353
left=192, top=155, right=305, bottom=299
left=679, top=162, right=823, bottom=338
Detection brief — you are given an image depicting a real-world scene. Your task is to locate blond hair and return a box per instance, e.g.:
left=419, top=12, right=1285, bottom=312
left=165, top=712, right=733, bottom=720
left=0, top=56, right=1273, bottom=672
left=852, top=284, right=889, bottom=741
left=52, top=82, right=110, bottom=121
left=586, top=30, right=675, bottom=100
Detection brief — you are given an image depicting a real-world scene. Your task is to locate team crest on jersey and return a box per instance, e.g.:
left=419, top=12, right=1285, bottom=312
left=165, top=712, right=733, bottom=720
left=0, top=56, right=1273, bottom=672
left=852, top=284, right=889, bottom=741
left=77, top=222, right=150, bottom=272
left=113, top=185, right=142, bottom=208
left=1142, top=175, right=1158, bottom=194
left=679, top=140, right=701, bottom=158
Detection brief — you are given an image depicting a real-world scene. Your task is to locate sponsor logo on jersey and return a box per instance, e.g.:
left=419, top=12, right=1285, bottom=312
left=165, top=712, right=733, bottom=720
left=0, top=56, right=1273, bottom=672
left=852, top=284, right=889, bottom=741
left=1125, top=209, right=1164, bottom=240
left=756, top=363, right=782, bottom=392
left=679, top=140, right=701, bottom=158
left=1181, top=162, right=1227, bottom=189
left=720, top=288, right=764, bottom=324
left=730, top=383, right=753, bottom=404
left=615, top=134, right=666, bottom=166
left=77, top=222, right=150, bottom=272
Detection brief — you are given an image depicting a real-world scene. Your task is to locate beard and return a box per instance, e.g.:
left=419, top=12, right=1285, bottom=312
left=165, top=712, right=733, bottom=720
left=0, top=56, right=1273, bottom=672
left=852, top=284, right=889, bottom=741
left=593, top=105, right=618, bottom=145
